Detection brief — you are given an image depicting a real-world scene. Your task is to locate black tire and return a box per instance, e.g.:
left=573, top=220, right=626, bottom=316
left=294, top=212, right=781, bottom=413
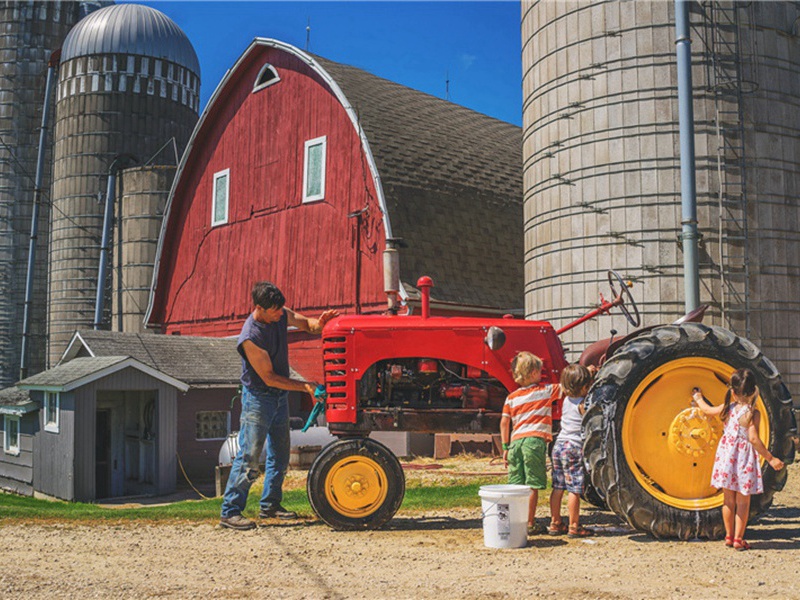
left=307, top=438, right=405, bottom=530
left=583, top=323, right=796, bottom=540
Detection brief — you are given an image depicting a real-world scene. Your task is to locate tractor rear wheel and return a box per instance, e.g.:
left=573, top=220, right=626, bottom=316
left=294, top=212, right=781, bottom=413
left=307, top=438, right=405, bottom=530
left=583, top=323, right=796, bottom=539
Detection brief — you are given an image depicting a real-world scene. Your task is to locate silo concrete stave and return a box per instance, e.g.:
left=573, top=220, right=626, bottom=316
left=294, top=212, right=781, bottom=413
left=48, top=3, right=199, bottom=364
left=522, top=1, right=800, bottom=391
left=0, top=1, right=80, bottom=387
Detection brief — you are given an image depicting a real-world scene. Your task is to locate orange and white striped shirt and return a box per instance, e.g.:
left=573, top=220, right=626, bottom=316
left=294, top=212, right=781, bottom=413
left=502, top=383, right=560, bottom=443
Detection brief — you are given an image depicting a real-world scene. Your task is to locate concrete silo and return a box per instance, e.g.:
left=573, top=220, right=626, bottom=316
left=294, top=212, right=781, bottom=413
left=0, top=1, right=82, bottom=387
left=48, top=3, right=199, bottom=364
left=112, top=165, right=175, bottom=334
left=522, top=1, right=800, bottom=392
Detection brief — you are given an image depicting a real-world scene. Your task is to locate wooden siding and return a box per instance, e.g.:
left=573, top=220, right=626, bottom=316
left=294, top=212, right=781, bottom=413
left=0, top=412, right=36, bottom=495
left=150, top=46, right=387, bottom=335
left=73, top=368, right=179, bottom=500
left=33, top=391, right=76, bottom=500
left=176, top=387, right=240, bottom=481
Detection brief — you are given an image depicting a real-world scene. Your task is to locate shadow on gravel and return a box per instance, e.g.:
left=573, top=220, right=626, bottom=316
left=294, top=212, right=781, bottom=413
left=385, top=515, right=483, bottom=531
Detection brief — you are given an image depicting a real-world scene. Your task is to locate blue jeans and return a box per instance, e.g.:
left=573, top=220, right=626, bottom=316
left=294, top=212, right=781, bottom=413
left=220, top=387, right=290, bottom=518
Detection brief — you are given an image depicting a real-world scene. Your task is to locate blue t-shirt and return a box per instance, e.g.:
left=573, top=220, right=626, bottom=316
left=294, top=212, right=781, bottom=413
left=237, top=311, right=290, bottom=391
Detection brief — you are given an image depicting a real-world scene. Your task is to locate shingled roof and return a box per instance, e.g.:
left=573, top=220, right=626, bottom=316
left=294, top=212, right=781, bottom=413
left=0, top=386, right=36, bottom=415
left=314, top=56, right=524, bottom=310
left=62, top=330, right=301, bottom=387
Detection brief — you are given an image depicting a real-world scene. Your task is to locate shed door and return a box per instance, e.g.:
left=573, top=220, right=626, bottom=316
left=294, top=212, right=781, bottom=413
left=95, top=410, right=112, bottom=498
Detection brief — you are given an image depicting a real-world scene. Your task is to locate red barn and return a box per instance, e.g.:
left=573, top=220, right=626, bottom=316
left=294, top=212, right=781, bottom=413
left=146, top=38, right=522, bottom=381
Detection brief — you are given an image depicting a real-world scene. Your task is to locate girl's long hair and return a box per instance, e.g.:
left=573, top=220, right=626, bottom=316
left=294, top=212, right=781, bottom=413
left=721, top=368, right=757, bottom=422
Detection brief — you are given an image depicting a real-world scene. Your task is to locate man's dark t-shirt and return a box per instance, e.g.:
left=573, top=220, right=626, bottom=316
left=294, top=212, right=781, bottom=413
left=237, top=311, right=290, bottom=391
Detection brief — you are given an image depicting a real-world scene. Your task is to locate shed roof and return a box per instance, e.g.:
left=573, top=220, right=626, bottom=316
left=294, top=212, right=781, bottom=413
left=61, top=330, right=301, bottom=386
left=18, top=356, right=189, bottom=393
left=0, top=386, right=37, bottom=415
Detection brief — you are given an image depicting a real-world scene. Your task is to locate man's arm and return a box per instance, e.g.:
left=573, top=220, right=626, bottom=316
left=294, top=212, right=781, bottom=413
left=286, top=308, right=339, bottom=334
left=242, top=340, right=317, bottom=395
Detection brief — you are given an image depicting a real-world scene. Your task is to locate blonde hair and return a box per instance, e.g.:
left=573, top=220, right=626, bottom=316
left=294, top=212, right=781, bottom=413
left=511, top=352, right=543, bottom=385
left=560, top=364, right=593, bottom=397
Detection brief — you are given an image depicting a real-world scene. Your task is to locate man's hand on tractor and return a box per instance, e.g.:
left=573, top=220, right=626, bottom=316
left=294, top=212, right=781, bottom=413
left=304, top=382, right=321, bottom=396
left=317, top=309, right=340, bottom=329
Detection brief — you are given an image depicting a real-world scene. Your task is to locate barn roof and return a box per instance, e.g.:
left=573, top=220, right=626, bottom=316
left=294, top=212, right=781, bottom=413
left=18, top=356, right=189, bottom=393
left=61, top=330, right=302, bottom=387
left=146, top=39, right=523, bottom=324
left=312, top=56, right=523, bottom=310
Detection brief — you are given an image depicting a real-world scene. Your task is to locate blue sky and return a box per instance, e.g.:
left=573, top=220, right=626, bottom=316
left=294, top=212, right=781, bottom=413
left=126, top=1, right=523, bottom=126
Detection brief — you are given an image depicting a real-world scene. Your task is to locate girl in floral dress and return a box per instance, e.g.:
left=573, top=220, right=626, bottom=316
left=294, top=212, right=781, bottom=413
left=692, top=368, right=785, bottom=551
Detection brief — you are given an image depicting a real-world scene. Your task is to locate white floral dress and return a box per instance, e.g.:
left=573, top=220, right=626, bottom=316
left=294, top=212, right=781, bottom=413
left=710, top=403, right=763, bottom=495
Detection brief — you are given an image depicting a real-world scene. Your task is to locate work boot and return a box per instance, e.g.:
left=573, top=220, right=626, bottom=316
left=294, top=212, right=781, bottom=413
left=219, top=514, right=257, bottom=530
left=259, top=504, right=298, bottom=520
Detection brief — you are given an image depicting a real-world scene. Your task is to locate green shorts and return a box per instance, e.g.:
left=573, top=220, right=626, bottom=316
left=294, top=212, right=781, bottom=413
left=507, top=436, right=548, bottom=489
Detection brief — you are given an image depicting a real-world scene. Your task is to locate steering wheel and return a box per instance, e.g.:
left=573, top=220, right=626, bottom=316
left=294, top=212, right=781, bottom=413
left=608, top=270, right=641, bottom=328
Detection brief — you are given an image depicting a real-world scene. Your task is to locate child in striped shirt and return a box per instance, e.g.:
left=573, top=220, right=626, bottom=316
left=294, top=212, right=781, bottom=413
left=500, top=351, right=561, bottom=535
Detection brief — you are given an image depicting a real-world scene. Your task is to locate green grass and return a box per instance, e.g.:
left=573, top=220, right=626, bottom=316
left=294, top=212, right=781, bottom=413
left=0, top=482, right=501, bottom=523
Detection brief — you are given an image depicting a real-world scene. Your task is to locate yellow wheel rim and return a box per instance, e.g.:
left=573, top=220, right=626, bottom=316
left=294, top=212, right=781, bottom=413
left=323, top=455, right=389, bottom=518
left=622, top=357, right=770, bottom=510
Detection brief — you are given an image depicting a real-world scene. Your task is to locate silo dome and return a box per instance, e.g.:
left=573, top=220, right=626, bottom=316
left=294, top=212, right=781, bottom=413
left=47, top=2, right=200, bottom=365
left=62, top=3, right=200, bottom=75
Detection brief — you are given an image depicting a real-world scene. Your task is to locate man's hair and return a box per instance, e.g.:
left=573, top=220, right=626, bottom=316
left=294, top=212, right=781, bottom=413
left=252, top=281, right=285, bottom=310
left=560, top=364, right=593, bottom=397
left=511, top=351, right=543, bottom=384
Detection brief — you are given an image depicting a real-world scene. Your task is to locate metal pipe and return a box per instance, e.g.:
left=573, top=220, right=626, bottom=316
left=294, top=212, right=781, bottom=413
left=417, top=276, right=433, bottom=319
left=20, top=50, right=59, bottom=380
left=94, top=169, right=117, bottom=329
left=675, top=0, right=700, bottom=312
left=383, top=237, right=401, bottom=314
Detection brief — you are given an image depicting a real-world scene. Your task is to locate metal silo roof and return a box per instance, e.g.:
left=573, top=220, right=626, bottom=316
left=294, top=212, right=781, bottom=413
left=62, top=3, right=200, bottom=75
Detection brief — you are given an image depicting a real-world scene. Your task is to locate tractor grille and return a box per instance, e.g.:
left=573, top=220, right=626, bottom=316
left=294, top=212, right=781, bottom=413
left=322, top=335, right=348, bottom=400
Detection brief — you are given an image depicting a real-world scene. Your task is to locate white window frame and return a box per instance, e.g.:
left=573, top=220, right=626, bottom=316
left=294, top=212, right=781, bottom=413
left=3, top=415, right=20, bottom=456
left=44, top=391, right=60, bottom=433
left=253, top=63, right=281, bottom=92
left=211, top=168, right=230, bottom=227
left=302, top=136, right=327, bottom=203
left=195, top=410, right=231, bottom=441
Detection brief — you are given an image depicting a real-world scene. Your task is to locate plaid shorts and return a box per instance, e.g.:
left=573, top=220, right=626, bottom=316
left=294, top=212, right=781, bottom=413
left=551, top=439, right=584, bottom=494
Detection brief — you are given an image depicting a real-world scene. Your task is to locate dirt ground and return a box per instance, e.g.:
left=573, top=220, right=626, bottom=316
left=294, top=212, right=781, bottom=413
left=2, top=459, right=799, bottom=599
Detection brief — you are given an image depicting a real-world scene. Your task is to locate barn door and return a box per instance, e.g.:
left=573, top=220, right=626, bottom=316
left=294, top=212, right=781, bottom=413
left=95, top=409, right=112, bottom=498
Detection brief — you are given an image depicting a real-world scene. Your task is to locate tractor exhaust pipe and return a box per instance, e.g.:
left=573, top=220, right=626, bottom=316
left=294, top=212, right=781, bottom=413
left=383, top=238, right=402, bottom=314
left=417, top=276, right=433, bottom=319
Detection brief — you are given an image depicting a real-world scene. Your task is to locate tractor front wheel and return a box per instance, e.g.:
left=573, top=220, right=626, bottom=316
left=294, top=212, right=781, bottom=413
left=307, top=438, right=405, bottom=530
left=583, top=323, right=796, bottom=539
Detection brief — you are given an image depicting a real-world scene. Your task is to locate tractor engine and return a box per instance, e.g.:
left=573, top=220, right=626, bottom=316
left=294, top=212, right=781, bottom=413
left=358, top=358, right=506, bottom=411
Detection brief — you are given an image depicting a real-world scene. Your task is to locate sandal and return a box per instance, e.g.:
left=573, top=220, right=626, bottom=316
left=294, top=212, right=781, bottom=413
left=527, top=522, right=547, bottom=535
left=547, top=521, right=568, bottom=536
left=733, top=538, right=751, bottom=551
left=568, top=525, right=594, bottom=538
left=724, top=536, right=734, bottom=548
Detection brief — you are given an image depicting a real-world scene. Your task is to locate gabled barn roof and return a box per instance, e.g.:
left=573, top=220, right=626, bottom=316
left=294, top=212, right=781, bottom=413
left=147, top=38, right=523, bottom=325
left=312, top=56, right=523, bottom=310
left=61, top=330, right=301, bottom=387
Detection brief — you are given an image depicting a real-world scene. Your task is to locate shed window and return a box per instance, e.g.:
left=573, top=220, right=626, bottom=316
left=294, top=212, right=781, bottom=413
left=44, top=391, right=60, bottom=433
left=3, top=415, right=20, bottom=455
left=303, top=136, right=327, bottom=203
left=196, top=411, right=230, bottom=440
left=212, top=169, right=230, bottom=227
left=253, top=63, right=281, bottom=92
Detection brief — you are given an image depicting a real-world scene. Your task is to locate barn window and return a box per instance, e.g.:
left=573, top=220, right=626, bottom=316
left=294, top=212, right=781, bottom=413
left=253, top=63, right=280, bottom=92
left=3, top=415, right=20, bottom=455
left=212, top=169, right=230, bottom=227
left=44, top=391, right=60, bottom=433
left=196, top=411, right=230, bottom=440
left=303, top=136, right=327, bottom=203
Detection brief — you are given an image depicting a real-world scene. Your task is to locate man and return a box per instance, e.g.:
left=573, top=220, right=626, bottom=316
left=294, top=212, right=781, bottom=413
left=220, top=281, right=338, bottom=530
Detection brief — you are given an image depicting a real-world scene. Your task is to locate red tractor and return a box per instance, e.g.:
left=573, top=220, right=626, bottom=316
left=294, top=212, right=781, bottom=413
left=307, top=272, right=797, bottom=539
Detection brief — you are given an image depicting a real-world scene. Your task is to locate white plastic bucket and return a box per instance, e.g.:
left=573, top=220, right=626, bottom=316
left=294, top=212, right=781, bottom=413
left=478, top=484, right=532, bottom=549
